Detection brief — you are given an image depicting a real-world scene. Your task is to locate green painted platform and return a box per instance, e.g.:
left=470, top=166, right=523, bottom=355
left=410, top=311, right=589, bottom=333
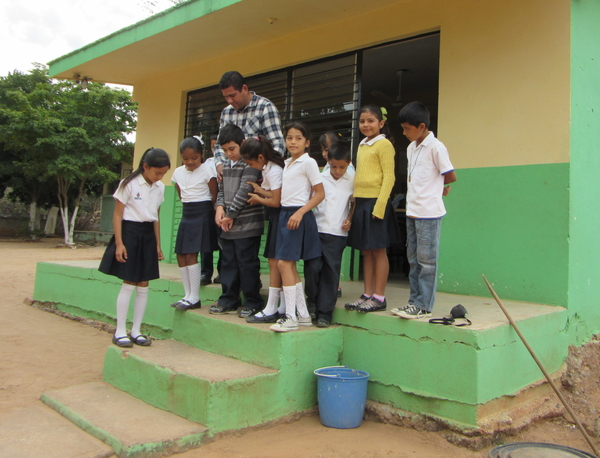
left=33, top=259, right=570, bottom=455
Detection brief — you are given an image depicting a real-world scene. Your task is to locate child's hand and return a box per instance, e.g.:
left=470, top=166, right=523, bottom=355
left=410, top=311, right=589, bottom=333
left=157, top=247, right=164, bottom=261
left=215, top=207, right=224, bottom=226
left=287, top=211, right=303, bottom=230
left=247, top=193, right=263, bottom=205
left=221, top=216, right=234, bottom=231
left=371, top=214, right=382, bottom=220
left=247, top=181, right=262, bottom=193
left=443, top=185, right=451, bottom=196
left=342, top=219, right=352, bottom=232
left=115, top=244, right=127, bottom=263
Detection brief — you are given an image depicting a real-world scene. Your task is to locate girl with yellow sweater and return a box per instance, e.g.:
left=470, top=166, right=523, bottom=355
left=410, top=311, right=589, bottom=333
left=345, top=106, right=399, bottom=313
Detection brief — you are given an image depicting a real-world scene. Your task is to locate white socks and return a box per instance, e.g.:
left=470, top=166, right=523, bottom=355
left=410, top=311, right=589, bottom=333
left=187, top=264, right=201, bottom=304
left=115, top=283, right=135, bottom=337
left=277, top=290, right=286, bottom=315
left=131, top=286, right=148, bottom=338
left=115, top=284, right=149, bottom=339
left=295, top=282, right=310, bottom=319
left=283, top=286, right=296, bottom=321
left=179, top=267, right=191, bottom=302
left=262, top=287, right=281, bottom=316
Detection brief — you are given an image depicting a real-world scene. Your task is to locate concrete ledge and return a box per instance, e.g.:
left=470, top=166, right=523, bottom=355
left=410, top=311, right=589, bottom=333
left=41, top=382, right=208, bottom=458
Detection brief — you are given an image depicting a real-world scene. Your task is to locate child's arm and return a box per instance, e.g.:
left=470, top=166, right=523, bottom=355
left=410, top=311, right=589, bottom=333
left=247, top=181, right=274, bottom=198
left=175, top=183, right=181, bottom=200
left=226, top=167, right=261, bottom=218
left=373, top=141, right=396, bottom=219
left=248, top=187, right=281, bottom=208
left=154, top=209, right=164, bottom=261
left=342, top=196, right=355, bottom=232
left=113, top=200, right=127, bottom=263
left=208, top=177, right=218, bottom=206
left=287, top=183, right=325, bottom=230
left=442, top=170, right=457, bottom=196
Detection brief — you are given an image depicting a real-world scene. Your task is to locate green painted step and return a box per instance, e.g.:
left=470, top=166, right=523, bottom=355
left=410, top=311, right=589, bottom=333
left=102, top=339, right=281, bottom=433
left=41, top=382, right=208, bottom=458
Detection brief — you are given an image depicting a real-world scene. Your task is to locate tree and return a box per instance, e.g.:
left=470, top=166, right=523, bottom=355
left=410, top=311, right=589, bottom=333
left=0, top=65, right=136, bottom=244
left=138, top=0, right=188, bottom=15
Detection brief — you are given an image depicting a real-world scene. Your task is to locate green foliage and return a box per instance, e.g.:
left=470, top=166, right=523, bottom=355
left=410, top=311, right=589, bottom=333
left=0, top=65, right=137, bottom=222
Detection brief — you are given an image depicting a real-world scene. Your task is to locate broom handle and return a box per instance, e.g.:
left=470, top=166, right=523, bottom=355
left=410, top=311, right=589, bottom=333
left=482, top=275, right=599, bottom=457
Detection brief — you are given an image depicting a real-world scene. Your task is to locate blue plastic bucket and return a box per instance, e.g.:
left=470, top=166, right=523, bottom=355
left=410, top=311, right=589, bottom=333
left=314, top=366, right=370, bottom=429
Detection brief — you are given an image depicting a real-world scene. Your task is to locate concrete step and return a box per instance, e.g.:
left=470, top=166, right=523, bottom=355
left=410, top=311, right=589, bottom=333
left=41, top=381, right=208, bottom=458
left=0, top=404, right=115, bottom=458
left=101, top=339, right=282, bottom=433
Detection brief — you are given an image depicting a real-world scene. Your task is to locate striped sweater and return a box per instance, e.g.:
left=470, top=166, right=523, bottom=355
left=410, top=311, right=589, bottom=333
left=216, top=159, right=264, bottom=240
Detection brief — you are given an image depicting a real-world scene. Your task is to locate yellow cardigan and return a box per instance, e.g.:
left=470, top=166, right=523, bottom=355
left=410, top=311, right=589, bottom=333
left=353, top=138, right=396, bottom=219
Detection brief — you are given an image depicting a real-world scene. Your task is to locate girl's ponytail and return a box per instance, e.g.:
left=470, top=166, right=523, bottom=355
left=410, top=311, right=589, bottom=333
left=240, top=136, right=285, bottom=168
left=120, top=148, right=171, bottom=190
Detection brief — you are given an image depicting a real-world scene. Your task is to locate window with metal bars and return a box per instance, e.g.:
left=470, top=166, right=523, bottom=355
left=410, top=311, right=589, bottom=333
left=184, top=54, right=358, bottom=165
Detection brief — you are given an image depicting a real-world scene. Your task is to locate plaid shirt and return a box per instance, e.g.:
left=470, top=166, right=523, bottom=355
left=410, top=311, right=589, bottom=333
left=214, top=92, right=285, bottom=165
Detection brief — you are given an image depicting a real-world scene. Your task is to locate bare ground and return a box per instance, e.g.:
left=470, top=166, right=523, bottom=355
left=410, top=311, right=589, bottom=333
left=1, top=237, right=599, bottom=457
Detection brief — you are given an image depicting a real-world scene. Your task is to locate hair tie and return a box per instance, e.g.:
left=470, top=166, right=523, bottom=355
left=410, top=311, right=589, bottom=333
left=380, top=107, right=388, bottom=122
left=193, top=134, right=204, bottom=145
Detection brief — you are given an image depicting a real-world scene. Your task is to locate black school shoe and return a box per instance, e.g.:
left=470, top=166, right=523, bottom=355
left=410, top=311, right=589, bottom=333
left=246, top=312, right=280, bottom=323
left=238, top=306, right=259, bottom=318
left=316, top=317, right=331, bottom=328
left=200, top=275, right=212, bottom=286
left=210, top=303, right=238, bottom=314
left=175, top=300, right=201, bottom=311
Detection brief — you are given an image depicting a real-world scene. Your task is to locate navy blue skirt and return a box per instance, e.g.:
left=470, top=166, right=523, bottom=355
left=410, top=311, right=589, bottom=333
left=263, top=206, right=280, bottom=259
left=175, top=201, right=218, bottom=254
left=347, top=198, right=400, bottom=250
left=275, top=206, right=321, bottom=261
left=99, top=220, right=160, bottom=283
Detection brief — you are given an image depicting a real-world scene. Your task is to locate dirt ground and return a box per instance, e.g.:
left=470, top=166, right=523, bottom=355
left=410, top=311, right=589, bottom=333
left=1, top=237, right=599, bottom=458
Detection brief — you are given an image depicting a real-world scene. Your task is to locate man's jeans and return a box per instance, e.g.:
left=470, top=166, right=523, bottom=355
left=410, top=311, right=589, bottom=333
left=406, top=217, right=441, bottom=312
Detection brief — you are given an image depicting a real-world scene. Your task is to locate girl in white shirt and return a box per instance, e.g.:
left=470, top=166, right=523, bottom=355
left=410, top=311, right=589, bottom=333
left=99, top=147, right=171, bottom=347
left=240, top=135, right=285, bottom=323
left=270, top=122, right=325, bottom=332
left=170, top=136, right=218, bottom=311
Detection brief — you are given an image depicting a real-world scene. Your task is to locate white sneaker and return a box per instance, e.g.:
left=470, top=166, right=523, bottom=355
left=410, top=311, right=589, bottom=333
left=297, top=316, right=313, bottom=327
left=398, top=305, right=432, bottom=320
left=391, top=304, right=412, bottom=317
left=270, top=315, right=299, bottom=332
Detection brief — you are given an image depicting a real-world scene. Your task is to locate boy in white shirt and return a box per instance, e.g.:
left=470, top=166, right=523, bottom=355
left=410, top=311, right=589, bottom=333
left=304, top=141, right=355, bottom=327
left=393, top=101, right=457, bottom=320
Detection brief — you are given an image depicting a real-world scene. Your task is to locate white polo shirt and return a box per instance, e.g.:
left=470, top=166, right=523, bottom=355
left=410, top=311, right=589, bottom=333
left=314, top=168, right=355, bottom=236
left=281, top=153, right=322, bottom=207
left=261, top=161, right=283, bottom=191
left=114, top=174, right=165, bottom=222
left=171, top=162, right=216, bottom=203
left=406, top=131, right=454, bottom=219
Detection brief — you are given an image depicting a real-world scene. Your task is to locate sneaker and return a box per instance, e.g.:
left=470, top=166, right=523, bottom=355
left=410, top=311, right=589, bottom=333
left=238, top=306, right=258, bottom=318
left=175, top=299, right=201, bottom=311
left=397, top=305, right=432, bottom=320
left=297, top=315, right=313, bottom=327
left=344, top=294, right=370, bottom=311
left=270, top=315, right=299, bottom=332
left=357, top=297, right=387, bottom=313
left=390, top=304, right=413, bottom=317
left=209, top=303, right=238, bottom=314
left=200, top=275, right=212, bottom=286
left=316, top=317, right=331, bottom=328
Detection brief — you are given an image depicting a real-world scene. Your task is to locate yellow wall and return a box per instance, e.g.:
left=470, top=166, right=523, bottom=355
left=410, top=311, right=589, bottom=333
left=132, top=0, right=570, bottom=181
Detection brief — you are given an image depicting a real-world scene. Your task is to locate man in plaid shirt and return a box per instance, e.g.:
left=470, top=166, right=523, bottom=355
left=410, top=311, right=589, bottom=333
left=214, top=71, right=285, bottom=178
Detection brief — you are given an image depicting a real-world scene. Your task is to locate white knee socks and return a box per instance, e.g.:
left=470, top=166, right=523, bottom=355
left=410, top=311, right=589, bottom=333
left=262, top=287, right=281, bottom=316
left=187, top=263, right=201, bottom=304
left=131, top=286, right=148, bottom=338
left=283, top=286, right=296, bottom=321
left=115, top=283, right=135, bottom=338
left=277, top=290, right=286, bottom=315
left=179, top=267, right=191, bottom=302
left=295, top=282, right=310, bottom=319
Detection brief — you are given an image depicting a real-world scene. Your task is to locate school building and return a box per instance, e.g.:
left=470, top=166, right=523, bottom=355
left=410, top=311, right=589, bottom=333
left=33, top=0, right=600, bottom=455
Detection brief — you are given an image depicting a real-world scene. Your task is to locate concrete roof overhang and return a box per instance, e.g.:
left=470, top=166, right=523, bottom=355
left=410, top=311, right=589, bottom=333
left=48, top=0, right=407, bottom=86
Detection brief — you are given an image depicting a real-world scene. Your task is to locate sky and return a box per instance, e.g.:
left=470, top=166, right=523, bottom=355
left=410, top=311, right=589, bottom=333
left=0, top=0, right=176, bottom=78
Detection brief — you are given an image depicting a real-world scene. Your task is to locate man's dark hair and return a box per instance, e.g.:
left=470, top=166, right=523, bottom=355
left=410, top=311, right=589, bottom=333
left=219, top=71, right=246, bottom=91
left=397, top=101, right=430, bottom=128
left=218, top=123, right=245, bottom=146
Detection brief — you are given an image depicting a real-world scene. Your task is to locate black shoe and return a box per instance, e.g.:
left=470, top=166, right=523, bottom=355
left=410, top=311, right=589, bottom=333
left=209, top=303, right=238, bottom=314
left=337, top=288, right=342, bottom=298
left=246, top=312, right=280, bottom=323
left=213, top=275, right=222, bottom=284
left=307, top=301, right=317, bottom=320
left=200, top=275, right=212, bottom=286
left=175, top=300, right=201, bottom=311
left=170, top=300, right=186, bottom=308
left=238, top=306, right=258, bottom=318
left=316, top=317, right=331, bottom=328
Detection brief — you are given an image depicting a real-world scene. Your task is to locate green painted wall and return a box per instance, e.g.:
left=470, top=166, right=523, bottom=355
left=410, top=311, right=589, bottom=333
left=567, top=0, right=600, bottom=344
left=439, top=163, right=569, bottom=306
